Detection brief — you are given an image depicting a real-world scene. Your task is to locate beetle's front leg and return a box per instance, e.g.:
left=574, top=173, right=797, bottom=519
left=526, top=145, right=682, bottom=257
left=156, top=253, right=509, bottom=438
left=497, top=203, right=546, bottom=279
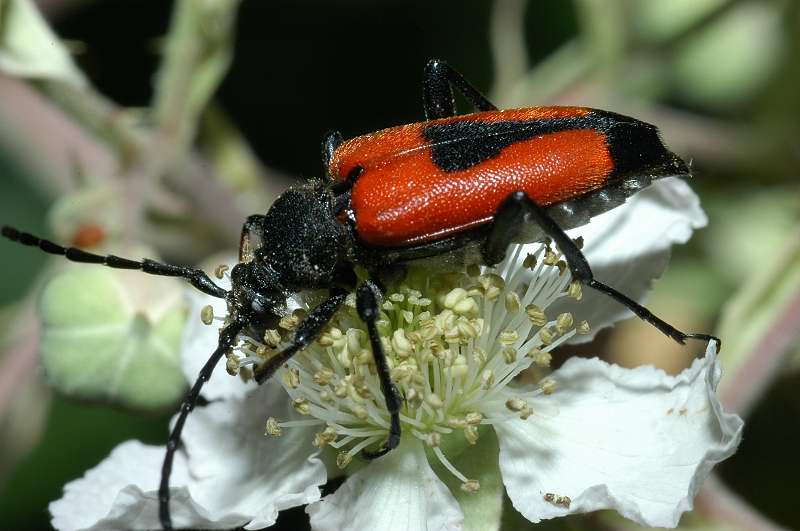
left=356, top=279, right=402, bottom=458
left=254, top=292, right=347, bottom=384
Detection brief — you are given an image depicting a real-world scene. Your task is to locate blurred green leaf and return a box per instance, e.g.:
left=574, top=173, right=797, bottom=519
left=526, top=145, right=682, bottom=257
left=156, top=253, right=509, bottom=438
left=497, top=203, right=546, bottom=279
left=0, top=395, right=170, bottom=529
left=632, top=0, right=728, bottom=43
left=153, top=0, right=241, bottom=151
left=716, top=235, right=800, bottom=416
left=0, top=0, right=87, bottom=87
left=671, top=1, right=785, bottom=109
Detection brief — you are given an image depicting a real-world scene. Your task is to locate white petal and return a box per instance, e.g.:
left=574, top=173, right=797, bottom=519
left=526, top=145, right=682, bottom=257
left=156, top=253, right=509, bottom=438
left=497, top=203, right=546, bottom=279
left=50, top=381, right=327, bottom=530
left=49, top=440, right=246, bottom=530
left=182, top=379, right=328, bottom=529
left=307, top=438, right=463, bottom=531
left=495, top=341, right=742, bottom=527
left=545, top=177, right=707, bottom=342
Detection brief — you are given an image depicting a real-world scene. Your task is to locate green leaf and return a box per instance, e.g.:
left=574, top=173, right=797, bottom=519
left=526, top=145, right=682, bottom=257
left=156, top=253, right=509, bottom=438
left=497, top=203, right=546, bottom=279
left=0, top=0, right=87, bottom=87
left=38, top=267, right=188, bottom=411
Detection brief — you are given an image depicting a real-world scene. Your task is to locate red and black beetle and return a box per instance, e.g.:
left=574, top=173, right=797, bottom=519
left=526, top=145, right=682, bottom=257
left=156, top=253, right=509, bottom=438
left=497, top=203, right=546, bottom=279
left=1, top=59, right=717, bottom=530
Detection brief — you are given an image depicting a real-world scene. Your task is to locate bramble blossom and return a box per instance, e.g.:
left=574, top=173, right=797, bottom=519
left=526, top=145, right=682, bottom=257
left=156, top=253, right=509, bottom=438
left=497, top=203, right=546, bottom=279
left=50, top=178, right=743, bottom=531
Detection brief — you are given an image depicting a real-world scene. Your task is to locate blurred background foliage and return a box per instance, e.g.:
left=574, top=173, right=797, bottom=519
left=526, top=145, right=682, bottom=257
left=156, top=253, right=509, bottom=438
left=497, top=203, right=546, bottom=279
left=0, top=0, right=798, bottom=529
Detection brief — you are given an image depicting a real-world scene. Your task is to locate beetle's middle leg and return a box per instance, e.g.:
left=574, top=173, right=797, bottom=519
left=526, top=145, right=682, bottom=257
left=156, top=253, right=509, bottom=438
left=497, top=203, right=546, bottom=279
left=483, top=191, right=720, bottom=348
left=356, top=279, right=403, bottom=459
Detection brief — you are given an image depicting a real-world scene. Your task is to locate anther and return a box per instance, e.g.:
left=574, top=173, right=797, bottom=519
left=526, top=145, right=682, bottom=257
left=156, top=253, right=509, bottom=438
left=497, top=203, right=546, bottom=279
left=200, top=305, right=214, bottom=325
left=503, top=346, right=517, bottom=364
left=214, top=264, right=229, bottom=279
left=425, top=432, right=441, bottom=447
left=292, top=397, right=311, bottom=415
left=541, top=378, right=557, bottom=395
left=313, top=367, right=334, bottom=386
left=263, top=329, right=281, bottom=348
left=282, top=368, right=300, bottom=389
left=544, top=493, right=571, bottom=508
left=461, top=480, right=480, bottom=493
left=279, top=314, right=299, bottom=331
left=528, top=348, right=552, bottom=368
left=336, top=452, right=352, bottom=469
left=264, top=417, right=282, bottom=437
left=464, top=425, right=479, bottom=445
left=313, top=426, right=338, bottom=448
left=539, top=327, right=556, bottom=346
left=499, top=329, right=519, bottom=346
left=555, top=313, right=574, bottom=334
left=225, top=356, right=240, bottom=376
left=464, top=411, right=483, bottom=426
left=567, top=281, right=582, bottom=300
left=391, top=329, right=413, bottom=358
left=505, top=292, right=521, bottom=313
left=577, top=320, right=591, bottom=335
left=526, top=304, right=547, bottom=326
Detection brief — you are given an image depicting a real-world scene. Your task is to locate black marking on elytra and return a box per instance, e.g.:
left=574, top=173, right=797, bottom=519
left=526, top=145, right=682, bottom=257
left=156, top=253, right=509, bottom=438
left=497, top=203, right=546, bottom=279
left=422, top=111, right=687, bottom=178
left=595, top=110, right=688, bottom=179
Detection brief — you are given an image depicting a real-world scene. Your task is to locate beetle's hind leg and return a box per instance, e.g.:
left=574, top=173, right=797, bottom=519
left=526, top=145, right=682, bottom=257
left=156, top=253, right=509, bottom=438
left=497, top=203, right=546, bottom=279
left=1, top=226, right=227, bottom=299
left=482, top=192, right=721, bottom=349
left=423, top=59, right=498, bottom=120
left=356, top=279, right=402, bottom=459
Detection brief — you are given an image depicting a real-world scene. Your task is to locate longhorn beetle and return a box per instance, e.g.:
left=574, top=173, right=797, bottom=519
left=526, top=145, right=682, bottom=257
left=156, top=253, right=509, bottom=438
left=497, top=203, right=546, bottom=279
left=2, top=59, right=718, bottom=530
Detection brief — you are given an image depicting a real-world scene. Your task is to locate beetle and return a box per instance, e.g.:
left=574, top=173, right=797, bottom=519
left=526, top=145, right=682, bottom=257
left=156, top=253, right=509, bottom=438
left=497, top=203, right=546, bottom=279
left=2, top=59, right=718, bottom=530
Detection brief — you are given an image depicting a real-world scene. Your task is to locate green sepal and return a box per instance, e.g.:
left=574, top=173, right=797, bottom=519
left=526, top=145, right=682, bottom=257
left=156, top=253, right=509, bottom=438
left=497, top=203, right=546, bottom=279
left=427, top=427, right=504, bottom=531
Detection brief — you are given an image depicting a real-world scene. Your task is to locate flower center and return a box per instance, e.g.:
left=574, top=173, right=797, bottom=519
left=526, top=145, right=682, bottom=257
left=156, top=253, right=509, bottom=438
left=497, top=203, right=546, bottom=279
left=216, top=242, right=589, bottom=491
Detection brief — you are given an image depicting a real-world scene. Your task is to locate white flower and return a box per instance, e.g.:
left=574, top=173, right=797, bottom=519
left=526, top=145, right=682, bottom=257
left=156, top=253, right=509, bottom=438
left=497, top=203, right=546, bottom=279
left=49, top=178, right=743, bottom=531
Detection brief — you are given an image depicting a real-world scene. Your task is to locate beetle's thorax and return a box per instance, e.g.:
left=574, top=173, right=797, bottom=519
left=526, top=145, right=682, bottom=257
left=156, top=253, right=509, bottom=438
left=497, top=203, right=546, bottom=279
left=256, top=185, right=348, bottom=291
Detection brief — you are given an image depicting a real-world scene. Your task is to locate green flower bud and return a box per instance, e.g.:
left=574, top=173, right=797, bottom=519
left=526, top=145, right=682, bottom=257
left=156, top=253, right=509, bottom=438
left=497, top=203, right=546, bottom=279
left=38, top=266, right=188, bottom=411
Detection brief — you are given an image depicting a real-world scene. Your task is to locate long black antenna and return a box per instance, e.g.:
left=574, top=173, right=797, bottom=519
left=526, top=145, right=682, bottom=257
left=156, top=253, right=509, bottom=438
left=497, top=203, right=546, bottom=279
left=1, top=226, right=227, bottom=299
left=159, top=320, right=244, bottom=530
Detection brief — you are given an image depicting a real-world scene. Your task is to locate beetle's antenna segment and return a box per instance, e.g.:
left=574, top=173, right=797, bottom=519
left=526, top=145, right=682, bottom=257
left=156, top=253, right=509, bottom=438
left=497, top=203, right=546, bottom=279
left=1, top=226, right=227, bottom=299
left=159, top=319, right=245, bottom=530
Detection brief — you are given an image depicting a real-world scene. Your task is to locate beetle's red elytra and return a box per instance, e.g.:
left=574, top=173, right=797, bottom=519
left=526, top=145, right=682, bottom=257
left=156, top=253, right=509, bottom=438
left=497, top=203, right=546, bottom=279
left=330, top=106, right=676, bottom=247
